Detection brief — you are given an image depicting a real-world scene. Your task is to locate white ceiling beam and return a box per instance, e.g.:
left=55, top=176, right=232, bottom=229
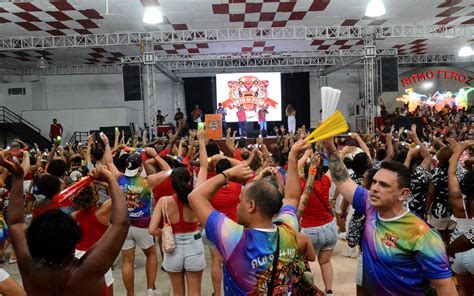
left=0, top=25, right=472, bottom=51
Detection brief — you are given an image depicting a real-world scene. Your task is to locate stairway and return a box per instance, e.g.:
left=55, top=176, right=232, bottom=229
left=0, top=106, right=51, bottom=149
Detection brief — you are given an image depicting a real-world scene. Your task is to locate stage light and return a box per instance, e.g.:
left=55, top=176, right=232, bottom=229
left=143, top=6, right=163, bottom=24
left=422, top=82, right=433, bottom=89
left=458, top=45, right=473, bottom=57
left=365, top=0, right=386, bottom=17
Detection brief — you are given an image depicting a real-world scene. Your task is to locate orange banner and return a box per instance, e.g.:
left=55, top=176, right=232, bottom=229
left=205, top=114, right=223, bottom=140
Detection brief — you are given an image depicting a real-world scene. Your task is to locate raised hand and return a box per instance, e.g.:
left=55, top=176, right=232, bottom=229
left=145, top=147, right=158, bottom=157
left=224, top=164, right=254, bottom=183
left=197, top=127, right=206, bottom=142
left=289, top=139, right=309, bottom=156
left=89, top=165, right=113, bottom=183
left=0, top=151, right=24, bottom=179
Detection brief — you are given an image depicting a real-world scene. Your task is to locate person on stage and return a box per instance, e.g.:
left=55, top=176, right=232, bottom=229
left=156, top=110, right=166, bottom=126
left=257, top=105, right=269, bottom=133
left=236, top=105, right=247, bottom=137
left=174, top=108, right=184, bottom=129
left=286, top=104, right=296, bottom=134
left=191, top=105, right=204, bottom=129
left=216, top=103, right=227, bottom=136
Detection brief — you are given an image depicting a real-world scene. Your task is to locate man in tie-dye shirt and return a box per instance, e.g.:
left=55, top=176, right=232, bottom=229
left=322, top=138, right=456, bottom=296
left=189, top=140, right=309, bottom=295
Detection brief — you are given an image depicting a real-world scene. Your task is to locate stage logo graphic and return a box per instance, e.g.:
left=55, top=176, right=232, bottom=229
left=221, top=75, right=278, bottom=120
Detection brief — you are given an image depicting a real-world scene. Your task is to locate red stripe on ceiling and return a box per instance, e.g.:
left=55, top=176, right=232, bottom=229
left=15, top=57, right=31, bottom=61
left=74, top=29, right=92, bottom=35
left=339, top=45, right=353, bottom=49
left=244, top=22, right=258, bottom=28
left=173, top=44, right=186, bottom=50
left=461, top=17, right=474, bottom=24
left=230, top=14, right=245, bottom=22
left=76, top=19, right=99, bottom=29
left=318, top=45, right=331, bottom=50
left=435, top=16, right=459, bottom=24
left=272, top=21, right=287, bottom=27
left=172, top=24, right=188, bottom=30
left=334, top=40, right=348, bottom=45
left=92, top=48, right=107, bottom=53
left=187, top=48, right=199, bottom=53
left=89, top=52, right=104, bottom=58
left=51, top=1, right=76, bottom=11
left=289, top=12, right=306, bottom=20
left=311, top=40, right=325, bottom=46
left=393, top=44, right=405, bottom=49
left=368, top=19, right=387, bottom=26
left=309, top=0, right=331, bottom=11
left=80, top=9, right=104, bottom=20
left=0, top=8, right=8, bottom=13
left=437, top=0, right=462, bottom=7
left=230, top=0, right=246, bottom=3
left=14, top=51, right=30, bottom=57
left=16, top=22, right=41, bottom=31
left=253, top=41, right=266, bottom=47
left=245, top=3, right=262, bottom=13
left=47, top=11, right=73, bottom=21
left=35, top=50, right=53, bottom=56
left=341, top=19, right=359, bottom=26
left=0, top=17, right=10, bottom=23
left=46, top=21, right=69, bottom=30
left=355, top=40, right=364, bottom=45
left=263, top=46, right=275, bottom=51
left=165, top=50, right=178, bottom=54
left=241, top=47, right=252, bottom=52
left=436, top=6, right=464, bottom=17
left=154, top=45, right=163, bottom=50
left=263, top=0, right=280, bottom=2
left=14, top=12, right=41, bottom=22
left=259, top=12, right=276, bottom=21
left=212, top=4, right=229, bottom=14
left=14, top=2, right=41, bottom=12
left=196, top=43, right=209, bottom=49
left=410, top=39, right=427, bottom=44
left=277, top=2, right=296, bottom=12
left=47, top=30, right=66, bottom=36
left=111, top=52, right=124, bottom=57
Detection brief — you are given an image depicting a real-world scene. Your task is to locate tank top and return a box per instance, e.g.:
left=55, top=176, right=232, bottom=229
left=451, top=195, right=474, bottom=242
left=170, top=195, right=198, bottom=234
left=75, top=207, right=108, bottom=251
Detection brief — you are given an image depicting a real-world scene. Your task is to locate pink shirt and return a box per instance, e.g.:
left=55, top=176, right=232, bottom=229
left=237, top=109, right=246, bottom=122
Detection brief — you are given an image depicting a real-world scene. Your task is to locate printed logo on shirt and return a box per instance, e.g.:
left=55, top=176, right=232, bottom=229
left=381, top=232, right=399, bottom=249
left=250, top=248, right=296, bottom=269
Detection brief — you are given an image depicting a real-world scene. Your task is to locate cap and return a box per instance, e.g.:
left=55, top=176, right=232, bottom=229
left=124, top=153, right=142, bottom=177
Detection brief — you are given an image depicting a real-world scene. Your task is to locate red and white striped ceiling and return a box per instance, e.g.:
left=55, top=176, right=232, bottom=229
left=0, top=0, right=473, bottom=66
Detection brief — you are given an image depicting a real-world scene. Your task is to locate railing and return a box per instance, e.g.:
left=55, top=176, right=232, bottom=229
left=68, top=131, right=89, bottom=145
left=0, top=106, right=41, bottom=134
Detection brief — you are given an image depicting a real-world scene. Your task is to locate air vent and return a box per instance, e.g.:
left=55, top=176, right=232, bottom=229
left=8, top=88, right=26, bottom=96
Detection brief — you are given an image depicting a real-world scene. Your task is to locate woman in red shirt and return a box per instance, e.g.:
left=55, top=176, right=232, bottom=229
left=71, top=185, right=113, bottom=296
left=297, top=153, right=336, bottom=296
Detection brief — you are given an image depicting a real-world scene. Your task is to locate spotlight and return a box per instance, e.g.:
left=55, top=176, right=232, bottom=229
left=458, top=45, right=473, bottom=57
left=143, top=6, right=163, bottom=24
left=365, top=0, right=386, bottom=17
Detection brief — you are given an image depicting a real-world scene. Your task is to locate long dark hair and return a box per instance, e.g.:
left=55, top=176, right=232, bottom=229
left=170, top=167, right=192, bottom=204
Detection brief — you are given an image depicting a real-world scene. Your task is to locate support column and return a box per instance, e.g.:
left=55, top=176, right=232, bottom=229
left=363, top=35, right=376, bottom=134
left=143, top=40, right=157, bottom=140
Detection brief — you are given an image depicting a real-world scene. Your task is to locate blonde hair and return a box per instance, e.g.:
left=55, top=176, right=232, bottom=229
left=285, top=104, right=296, bottom=116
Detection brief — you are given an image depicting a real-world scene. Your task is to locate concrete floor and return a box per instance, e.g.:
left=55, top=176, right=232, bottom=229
left=1, top=237, right=358, bottom=295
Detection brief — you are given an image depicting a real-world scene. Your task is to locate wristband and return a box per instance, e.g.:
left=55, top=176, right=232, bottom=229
left=309, top=167, right=317, bottom=176
left=220, top=172, right=229, bottom=185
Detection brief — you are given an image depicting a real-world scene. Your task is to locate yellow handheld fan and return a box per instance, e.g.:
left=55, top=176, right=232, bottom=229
left=306, top=110, right=349, bottom=143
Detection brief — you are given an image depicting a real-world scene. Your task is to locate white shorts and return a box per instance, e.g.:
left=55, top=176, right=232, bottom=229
left=75, top=250, right=114, bottom=286
left=0, top=268, right=9, bottom=282
left=452, top=248, right=474, bottom=275
left=122, top=226, right=155, bottom=251
left=428, top=216, right=456, bottom=231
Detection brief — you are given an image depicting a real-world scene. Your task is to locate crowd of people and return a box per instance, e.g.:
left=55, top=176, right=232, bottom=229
left=0, top=101, right=472, bottom=295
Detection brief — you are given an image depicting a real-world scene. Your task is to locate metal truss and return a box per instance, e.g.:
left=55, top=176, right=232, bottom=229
left=21, top=64, right=123, bottom=76
left=1, top=25, right=473, bottom=51
left=397, top=54, right=474, bottom=64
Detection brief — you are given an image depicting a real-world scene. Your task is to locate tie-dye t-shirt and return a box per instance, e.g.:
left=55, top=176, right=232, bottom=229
left=205, top=205, right=298, bottom=295
left=353, top=186, right=452, bottom=296
left=118, top=175, right=151, bottom=228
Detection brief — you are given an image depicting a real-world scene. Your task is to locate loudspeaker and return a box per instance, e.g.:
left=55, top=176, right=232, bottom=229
left=123, top=65, right=143, bottom=101
left=380, top=57, right=399, bottom=92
